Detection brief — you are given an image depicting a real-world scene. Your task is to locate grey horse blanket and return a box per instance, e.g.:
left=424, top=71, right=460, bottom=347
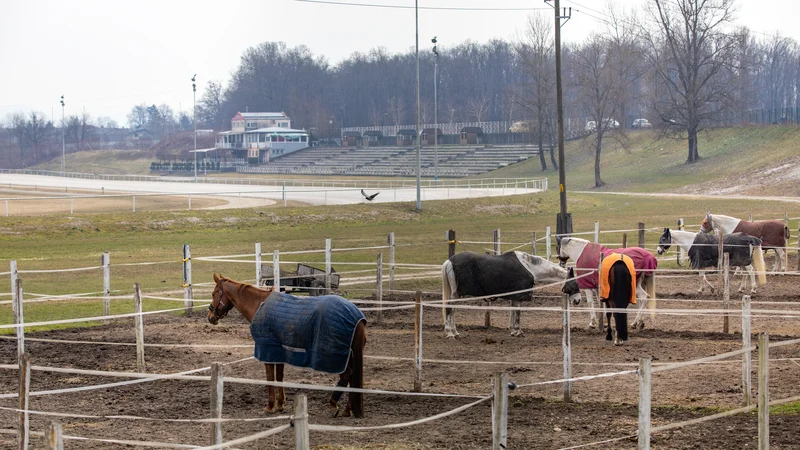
left=688, top=233, right=762, bottom=269
left=448, top=251, right=534, bottom=302
left=733, top=220, right=788, bottom=249
left=250, top=291, right=365, bottom=374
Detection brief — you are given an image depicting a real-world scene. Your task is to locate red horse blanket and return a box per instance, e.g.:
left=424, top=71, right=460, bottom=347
left=733, top=220, right=788, bottom=249
left=575, top=243, right=658, bottom=290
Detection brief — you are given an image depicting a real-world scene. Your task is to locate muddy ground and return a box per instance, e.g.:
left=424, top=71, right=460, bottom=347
left=1, top=264, right=799, bottom=449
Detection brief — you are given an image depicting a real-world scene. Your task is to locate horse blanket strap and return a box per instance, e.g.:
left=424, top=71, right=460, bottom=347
left=733, top=220, right=787, bottom=248
left=250, top=291, right=366, bottom=374
left=575, top=243, right=657, bottom=290
left=599, top=254, right=637, bottom=305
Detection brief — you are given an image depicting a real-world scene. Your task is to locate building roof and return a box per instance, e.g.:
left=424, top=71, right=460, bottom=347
left=236, top=112, right=289, bottom=120
left=189, top=148, right=219, bottom=153
left=246, top=127, right=308, bottom=134
left=397, top=129, right=417, bottom=136
left=460, top=126, right=484, bottom=134
left=342, top=131, right=362, bottom=137
left=422, top=127, right=443, bottom=135
left=363, top=130, right=383, bottom=137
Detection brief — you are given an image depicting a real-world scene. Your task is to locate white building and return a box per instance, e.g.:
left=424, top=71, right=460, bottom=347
left=215, top=112, right=310, bottom=163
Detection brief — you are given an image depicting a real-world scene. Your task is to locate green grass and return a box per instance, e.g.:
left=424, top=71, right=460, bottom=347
left=771, top=401, right=800, bottom=415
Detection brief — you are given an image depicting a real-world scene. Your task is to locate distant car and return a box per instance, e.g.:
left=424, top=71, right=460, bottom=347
left=585, top=121, right=596, bottom=132
left=509, top=121, right=530, bottom=133
left=585, top=119, right=619, bottom=133
left=632, top=118, right=651, bottom=129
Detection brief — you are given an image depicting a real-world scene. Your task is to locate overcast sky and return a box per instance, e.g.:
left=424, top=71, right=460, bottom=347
left=1, top=0, right=796, bottom=127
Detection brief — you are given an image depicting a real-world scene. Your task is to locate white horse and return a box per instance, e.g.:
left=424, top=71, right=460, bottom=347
left=656, top=228, right=766, bottom=294
left=556, top=236, right=656, bottom=330
left=701, top=213, right=789, bottom=272
left=441, top=251, right=581, bottom=338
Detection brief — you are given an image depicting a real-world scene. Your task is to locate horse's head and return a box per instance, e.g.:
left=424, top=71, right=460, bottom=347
left=556, top=236, right=571, bottom=266
left=656, top=227, right=671, bottom=255
left=209, top=273, right=235, bottom=325
left=562, top=267, right=582, bottom=306
left=700, top=212, right=713, bottom=234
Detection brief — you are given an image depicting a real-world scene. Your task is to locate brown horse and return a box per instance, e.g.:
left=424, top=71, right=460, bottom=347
left=209, top=273, right=367, bottom=418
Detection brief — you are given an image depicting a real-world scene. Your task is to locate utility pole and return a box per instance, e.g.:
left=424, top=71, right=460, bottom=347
left=432, top=36, right=439, bottom=185
left=415, top=0, right=421, bottom=211
left=550, top=0, right=572, bottom=237
left=60, top=95, right=65, bottom=175
left=192, top=74, right=197, bottom=182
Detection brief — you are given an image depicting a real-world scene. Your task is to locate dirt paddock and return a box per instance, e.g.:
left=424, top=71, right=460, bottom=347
left=1, top=269, right=799, bottom=449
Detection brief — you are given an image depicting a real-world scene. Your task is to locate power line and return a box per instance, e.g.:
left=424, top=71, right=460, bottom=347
left=295, top=0, right=550, bottom=11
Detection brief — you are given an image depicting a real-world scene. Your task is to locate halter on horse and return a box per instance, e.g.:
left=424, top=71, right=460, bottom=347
left=441, top=251, right=580, bottom=338
left=556, top=236, right=657, bottom=330
left=210, top=274, right=367, bottom=418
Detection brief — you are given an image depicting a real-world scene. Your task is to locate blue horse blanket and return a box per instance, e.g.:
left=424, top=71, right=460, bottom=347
left=250, top=291, right=365, bottom=374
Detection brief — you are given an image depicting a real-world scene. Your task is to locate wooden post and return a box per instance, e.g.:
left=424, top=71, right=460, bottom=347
left=188, top=193, right=192, bottom=210
left=273, top=250, right=281, bottom=292
left=758, top=332, right=769, bottom=450
left=531, top=232, right=537, bottom=255
left=748, top=214, right=752, bottom=221
left=325, top=238, right=332, bottom=295
left=593, top=221, right=600, bottom=244
left=622, top=233, right=628, bottom=248
left=487, top=229, right=500, bottom=328
left=255, top=243, right=262, bottom=287
left=182, top=244, right=193, bottom=316
left=132, top=195, right=136, bottom=212
left=388, top=232, right=395, bottom=291
left=102, top=252, right=110, bottom=319
left=797, top=222, right=800, bottom=272
left=447, top=229, right=456, bottom=259
left=294, top=393, right=310, bottom=450
left=723, top=253, right=730, bottom=333
left=133, top=283, right=146, bottom=373
left=413, top=291, right=423, bottom=392
left=637, top=357, right=652, bottom=450
left=44, top=421, right=63, bottom=450
left=598, top=251, right=605, bottom=330
left=677, top=218, right=685, bottom=266
left=18, top=353, right=30, bottom=450
left=14, top=279, right=24, bottom=362
left=742, top=295, right=752, bottom=406
left=638, top=222, right=645, bottom=248
left=10, top=260, right=17, bottom=318
left=376, top=252, right=383, bottom=324
left=717, top=230, right=724, bottom=295
left=562, top=294, right=572, bottom=402
left=546, top=226, right=552, bottom=260
left=492, top=372, right=509, bottom=450
left=209, top=363, right=223, bottom=446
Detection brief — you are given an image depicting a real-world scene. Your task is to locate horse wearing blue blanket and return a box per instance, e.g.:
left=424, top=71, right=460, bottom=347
left=209, top=274, right=367, bottom=418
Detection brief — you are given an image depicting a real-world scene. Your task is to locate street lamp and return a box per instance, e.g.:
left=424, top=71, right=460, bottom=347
left=191, top=74, right=197, bottom=182
left=415, top=0, right=421, bottom=211
left=60, top=95, right=65, bottom=175
left=432, top=36, right=439, bottom=185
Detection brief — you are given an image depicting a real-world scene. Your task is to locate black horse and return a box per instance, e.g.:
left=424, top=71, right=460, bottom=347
left=600, top=255, right=635, bottom=345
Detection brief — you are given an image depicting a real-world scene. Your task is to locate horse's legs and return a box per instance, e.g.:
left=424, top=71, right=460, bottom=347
left=275, top=364, right=285, bottom=411
left=605, top=306, right=613, bottom=341
left=778, top=248, right=787, bottom=272
left=444, top=294, right=461, bottom=339
left=699, top=271, right=715, bottom=294
left=614, top=307, right=628, bottom=345
left=264, top=363, right=277, bottom=413
left=509, top=300, right=523, bottom=337
left=330, top=354, right=353, bottom=416
left=585, top=290, right=598, bottom=329
left=631, top=280, right=648, bottom=330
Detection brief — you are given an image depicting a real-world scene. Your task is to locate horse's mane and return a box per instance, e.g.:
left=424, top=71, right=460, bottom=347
left=224, top=278, right=274, bottom=303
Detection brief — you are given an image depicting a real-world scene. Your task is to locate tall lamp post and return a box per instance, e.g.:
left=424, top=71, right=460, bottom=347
left=432, top=37, right=439, bottom=185
left=192, top=74, right=197, bottom=182
left=415, top=0, right=421, bottom=211
left=60, top=95, right=65, bottom=175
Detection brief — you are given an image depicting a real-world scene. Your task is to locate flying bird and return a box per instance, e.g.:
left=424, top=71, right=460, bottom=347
left=361, top=190, right=379, bottom=201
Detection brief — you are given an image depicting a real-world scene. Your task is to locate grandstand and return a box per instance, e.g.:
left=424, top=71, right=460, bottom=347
left=237, top=144, right=540, bottom=177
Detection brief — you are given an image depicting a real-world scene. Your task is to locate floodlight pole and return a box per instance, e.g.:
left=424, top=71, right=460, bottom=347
left=433, top=37, right=439, bottom=185
left=60, top=96, right=65, bottom=175
left=192, top=74, right=197, bottom=182
left=553, top=0, right=571, bottom=235
left=415, top=0, right=421, bottom=211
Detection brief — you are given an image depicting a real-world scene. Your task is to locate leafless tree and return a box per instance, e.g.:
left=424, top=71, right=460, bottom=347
left=11, top=112, right=54, bottom=165
left=387, top=97, right=404, bottom=128
left=127, top=104, right=148, bottom=129
left=65, top=111, right=93, bottom=151
left=199, top=80, right=226, bottom=130
left=643, top=0, right=741, bottom=163
left=466, top=95, right=491, bottom=122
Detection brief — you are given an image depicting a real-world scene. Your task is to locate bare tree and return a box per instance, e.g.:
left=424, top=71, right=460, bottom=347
left=466, top=95, right=491, bottom=121
left=199, top=80, right=226, bottom=130
left=387, top=97, right=404, bottom=128
left=66, top=111, right=93, bottom=151
left=12, top=112, right=54, bottom=165
left=644, top=0, right=740, bottom=163
left=127, top=104, right=148, bottom=129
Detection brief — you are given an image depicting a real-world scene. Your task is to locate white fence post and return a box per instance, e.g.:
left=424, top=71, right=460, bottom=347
left=44, top=421, right=63, bottom=450
left=491, top=372, right=509, bottom=450
left=594, top=221, right=599, bottom=244
left=723, top=253, right=730, bottom=333
left=638, top=357, right=652, bottom=450
left=742, top=295, right=752, bottom=406
left=546, top=226, right=552, bottom=260
left=255, top=243, right=262, bottom=287
left=14, top=278, right=24, bottom=363
left=183, top=244, right=193, bottom=316
left=325, top=238, right=332, bottom=295
left=134, top=283, right=146, bottom=373
left=531, top=232, right=537, bottom=255
left=10, top=260, right=17, bottom=317
left=413, top=291, right=423, bottom=392
left=376, top=252, right=383, bottom=323
left=18, top=353, right=30, bottom=450
left=210, top=363, right=223, bottom=446
left=273, top=250, right=281, bottom=293
left=188, top=193, right=192, bottom=210
left=132, top=195, right=136, bottom=212
left=102, top=252, right=110, bottom=319
left=294, top=393, right=310, bottom=450
left=562, top=294, right=572, bottom=402
left=758, top=332, right=769, bottom=450
left=388, top=232, right=395, bottom=291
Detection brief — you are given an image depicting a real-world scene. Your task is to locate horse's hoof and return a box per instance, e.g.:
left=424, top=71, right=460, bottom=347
left=338, top=408, right=352, bottom=418
left=264, top=405, right=276, bottom=414
left=614, top=340, right=625, bottom=346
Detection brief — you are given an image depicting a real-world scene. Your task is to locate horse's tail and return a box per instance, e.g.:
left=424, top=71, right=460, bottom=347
left=442, top=260, right=452, bottom=325
left=350, top=320, right=366, bottom=418
left=643, top=274, right=656, bottom=321
left=785, top=225, right=791, bottom=240
left=753, top=244, right=767, bottom=285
